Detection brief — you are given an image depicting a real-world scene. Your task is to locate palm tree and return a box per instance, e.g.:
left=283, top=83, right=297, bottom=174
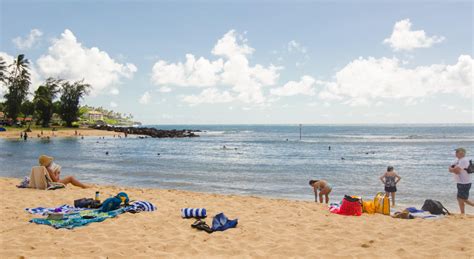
left=4, top=54, right=31, bottom=124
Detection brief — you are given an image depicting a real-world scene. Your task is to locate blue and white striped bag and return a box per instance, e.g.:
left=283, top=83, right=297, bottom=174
left=181, top=208, right=207, bottom=218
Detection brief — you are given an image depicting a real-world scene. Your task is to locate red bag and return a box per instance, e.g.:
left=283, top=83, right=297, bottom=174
left=336, top=197, right=362, bottom=216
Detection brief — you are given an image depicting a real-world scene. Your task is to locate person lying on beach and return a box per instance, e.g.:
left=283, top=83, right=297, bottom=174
left=380, top=166, right=401, bottom=206
left=309, top=179, right=332, bottom=203
left=38, top=155, right=89, bottom=188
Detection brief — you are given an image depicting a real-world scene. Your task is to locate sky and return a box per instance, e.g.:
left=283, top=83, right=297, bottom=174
left=0, top=0, right=472, bottom=125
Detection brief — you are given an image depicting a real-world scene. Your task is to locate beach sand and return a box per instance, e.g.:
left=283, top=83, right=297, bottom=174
left=0, top=177, right=473, bottom=258
left=0, top=128, right=120, bottom=139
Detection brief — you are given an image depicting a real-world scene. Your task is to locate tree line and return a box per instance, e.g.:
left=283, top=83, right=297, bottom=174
left=0, top=54, right=90, bottom=127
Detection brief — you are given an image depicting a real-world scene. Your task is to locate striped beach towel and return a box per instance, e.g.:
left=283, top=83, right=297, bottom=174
left=124, top=201, right=157, bottom=213
left=181, top=208, right=207, bottom=218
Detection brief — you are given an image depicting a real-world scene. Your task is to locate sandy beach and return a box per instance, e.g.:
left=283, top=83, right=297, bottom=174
left=0, top=177, right=472, bottom=258
left=0, top=128, right=120, bottom=139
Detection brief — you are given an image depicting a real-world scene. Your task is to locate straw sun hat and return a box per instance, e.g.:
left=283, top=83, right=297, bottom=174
left=38, top=155, right=54, bottom=167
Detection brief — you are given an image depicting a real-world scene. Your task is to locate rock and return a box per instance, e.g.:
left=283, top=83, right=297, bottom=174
left=89, top=125, right=199, bottom=138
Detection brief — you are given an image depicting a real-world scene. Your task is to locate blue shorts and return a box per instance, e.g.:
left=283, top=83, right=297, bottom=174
left=457, top=183, right=471, bottom=200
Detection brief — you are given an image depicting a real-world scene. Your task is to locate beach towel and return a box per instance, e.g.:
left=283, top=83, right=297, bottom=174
left=124, top=201, right=157, bottom=213
left=211, top=213, right=238, bottom=232
left=181, top=208, right=207, bottom=218
left=329, top=203, right=341, bottom=213
left=16, top=176, right=30, bottom=188
left=30, top=208, right=125, bottom=229
left=400, top=207, right=445, bottom=220
left=26, top=204, right=87, bottom=216
left=28, top=166, right=65, bottom=190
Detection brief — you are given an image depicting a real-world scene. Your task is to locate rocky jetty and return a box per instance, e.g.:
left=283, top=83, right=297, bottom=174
left=90, top=125, right=199, bottom=138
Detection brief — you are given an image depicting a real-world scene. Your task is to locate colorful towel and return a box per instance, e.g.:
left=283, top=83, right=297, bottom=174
left=30, top=208, right=125, bottom=229
left=26, top=204, right=87, bottom=216
left=124, top=201, right=156, bottom=213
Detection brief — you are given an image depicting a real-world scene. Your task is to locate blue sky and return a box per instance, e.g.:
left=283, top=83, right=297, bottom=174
left=1, top=0, right=472, bottom=124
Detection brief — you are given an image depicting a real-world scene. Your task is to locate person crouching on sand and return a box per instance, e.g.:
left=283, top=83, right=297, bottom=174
left=448, top=148, right=473, bottom=214
left=38, top=155, right=89, bottom=188
left=309, top=179, right=332, bottom=203
left=380, top=166, right=401, bottom=206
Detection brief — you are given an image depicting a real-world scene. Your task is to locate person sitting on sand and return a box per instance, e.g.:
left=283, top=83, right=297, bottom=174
left=449, top=148, right=473, bottom=214
left=38, top=155, right=89, bottom=188
left=380, top=166, right=401, bottom=206
left=309, top=179, right=332, bottom=203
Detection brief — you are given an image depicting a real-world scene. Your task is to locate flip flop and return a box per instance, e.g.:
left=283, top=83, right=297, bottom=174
left=191, top=219, right=203, bottom=228
left=195, top=222, right=214, bottom=234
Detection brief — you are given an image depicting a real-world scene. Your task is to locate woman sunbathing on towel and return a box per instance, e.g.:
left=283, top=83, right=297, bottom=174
left=38, top=155, right=89, bottom=188
left=309, top=179, right=332, bottom=204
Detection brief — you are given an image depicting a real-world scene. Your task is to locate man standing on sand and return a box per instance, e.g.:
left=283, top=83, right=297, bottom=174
left=448, top=148, right=473, bottom=214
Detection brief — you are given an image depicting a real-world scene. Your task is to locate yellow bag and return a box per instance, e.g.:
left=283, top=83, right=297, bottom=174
left=373, top=192, right=390, bottom=215
left=362, top=201, right=375, bottom=214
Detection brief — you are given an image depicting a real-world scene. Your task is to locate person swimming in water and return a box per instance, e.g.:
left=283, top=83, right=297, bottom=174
left=309, top=179, right=332, bottom=204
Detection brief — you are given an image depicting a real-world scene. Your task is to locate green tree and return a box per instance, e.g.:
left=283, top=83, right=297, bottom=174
left=59, top=80, right=90, bottom=127
left=33, top=78, right=61, bottom=127
left=3, top=54, right=31, bottom=124
left=20, top=100, right=35, bottom=129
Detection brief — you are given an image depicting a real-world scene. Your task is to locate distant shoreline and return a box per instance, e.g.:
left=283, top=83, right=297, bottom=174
left=0, top=128, right=119, bottom=139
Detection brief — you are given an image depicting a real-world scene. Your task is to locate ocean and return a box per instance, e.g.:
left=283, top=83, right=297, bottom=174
left=1, top=124, right=473, bottom=212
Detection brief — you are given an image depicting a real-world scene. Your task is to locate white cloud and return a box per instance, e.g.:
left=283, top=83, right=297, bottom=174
left=287, top=40, right=307, bottom=54
left=318, top=55, right=473, bottom=105
left=151, top=30, right=281, bottom=105
left=211, top=30, right=254, bottom=58
left=441, top=104, right=456, bottom=110
left=36, top=29, right=137, bottom=95
left=181, top=88, right=233, bottom=106
left=151, top=54, right=223, bottom=87
left=139, top=91, right=151, bottom=104
left=158, top=86, right=172, bottom=93
left=383, top=19, right=445, bottom=51
left=271, top=76, right=316, bottom=96
left=110, top=88, right=120, bottom=95
left=110, top=101, right=118, bottom=108
left=12, top=29, right=43, bottom=50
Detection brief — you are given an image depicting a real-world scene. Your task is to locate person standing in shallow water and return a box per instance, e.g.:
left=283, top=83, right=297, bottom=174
left=449, top=148, right=473, bottom=214
left=309, top=180, right=332, bottom=203
left=380, top=166, right=401, bottom=206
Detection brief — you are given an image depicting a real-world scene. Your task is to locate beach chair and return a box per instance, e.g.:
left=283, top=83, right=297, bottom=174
left=28, top=166, right=65, bottom=190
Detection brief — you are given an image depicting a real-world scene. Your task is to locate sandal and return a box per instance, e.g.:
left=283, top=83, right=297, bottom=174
left=191, top=219, right=203, bottom=228
left=195, top=222, right=214, bottom=234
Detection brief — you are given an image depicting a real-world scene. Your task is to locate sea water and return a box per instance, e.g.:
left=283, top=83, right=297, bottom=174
left=1, top=124, right=473, bottom=212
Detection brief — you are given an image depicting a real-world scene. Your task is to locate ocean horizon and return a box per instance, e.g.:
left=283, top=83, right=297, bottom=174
left=1, top=124, right=473, bottom=213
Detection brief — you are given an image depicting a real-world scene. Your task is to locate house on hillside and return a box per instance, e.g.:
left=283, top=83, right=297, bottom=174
left=85, top=110, right=104, bottom=121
